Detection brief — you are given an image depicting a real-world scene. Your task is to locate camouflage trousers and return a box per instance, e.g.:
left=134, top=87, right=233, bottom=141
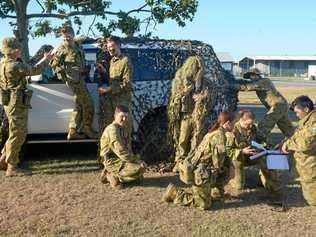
left=230, top=157, right=283, bottom=197
left=175, top=115, right=197, bottom=163
left=296, top=158, right=316, bottom=206
left=103, top=157, right=143, bottom=183
left=258, top=104, right=294, bottom=139
left=100, top=95, right=132, bottom=143
left=1, top=98, right=28, bottom=166
left=66, top=79, right=94, bottom=130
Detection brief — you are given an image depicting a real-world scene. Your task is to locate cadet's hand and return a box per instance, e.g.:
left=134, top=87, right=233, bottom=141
left=242, top=146, right=256, bottom=155
left=98, top=86, right=112, bottom=94
left=43, top=50, right=54, bottom=61
left=281, top=143, right=289, bottom=154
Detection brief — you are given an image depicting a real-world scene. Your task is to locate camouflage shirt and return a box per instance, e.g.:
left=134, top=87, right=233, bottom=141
left=0, top=57, right=46, bottom=90
left=100, top=122, right=136, bottom=162
left=108, top=54, right=133, bottom=103
left=284, top=110, right=316, bottom=181
left=236, top=77, right=287, bottom=108
left=50, top=42, right=85, bottom=80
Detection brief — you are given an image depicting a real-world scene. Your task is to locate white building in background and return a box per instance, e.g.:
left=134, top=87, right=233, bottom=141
left=217, top=52, right=234, bottom=74
left=238, top=56, right=316, bottom=79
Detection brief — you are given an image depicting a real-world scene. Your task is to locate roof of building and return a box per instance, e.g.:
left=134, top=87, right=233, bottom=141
left=241, top=56, right=316, bottom=61
left=217, top=52, right=234, bottom=62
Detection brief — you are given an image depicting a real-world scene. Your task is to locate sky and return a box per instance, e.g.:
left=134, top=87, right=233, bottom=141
left=1, top=0, right=316, bottom=60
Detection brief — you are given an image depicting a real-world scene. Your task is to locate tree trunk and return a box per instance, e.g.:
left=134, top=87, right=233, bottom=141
left=15, top=0, right=30, bottom=61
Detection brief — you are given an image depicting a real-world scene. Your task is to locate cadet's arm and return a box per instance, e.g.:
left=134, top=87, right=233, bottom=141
left=283, top=125, right=316, bottom=152
left=211, top=133, right=227, bottom=171
left=233, top=80, right=266, bottom=92
left=226, top=133, right=243, bottom=161
left=111, top=58, right=132, bottom=95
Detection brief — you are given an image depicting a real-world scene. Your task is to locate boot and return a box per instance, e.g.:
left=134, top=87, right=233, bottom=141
left=67, top=128, right=85, bottom=140
left=0, top=154, right=7, bottom=171
left=106, top=173, right=122, bottom=189
left=6, top=164, right=31, bottom=177
left=100, top=168, right=108, bottom=184
left=83, top=126, right=98, bottom=139
left=162, top=183, right=177, bottom=202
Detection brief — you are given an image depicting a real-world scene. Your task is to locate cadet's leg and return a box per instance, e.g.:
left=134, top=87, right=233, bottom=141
left=230, top=160, right=245, bottom=191
left=4, top=105, right=28, bottom=167
left=118, top=161, right=144, bottom=183
left=77, top=80, right=95, bottom=130
left=174, top=183, right=212, bottom=210
left=300, top=180, right=316, bottom=206
left=66, top=80, right=83, bottom=131
left=258, top=106, right=284, bottom=139
left=257, top=159, right=283, bottom=199
left=276, top=113, right=294, bottom=138
left=175, top=117, right=193, bottom=162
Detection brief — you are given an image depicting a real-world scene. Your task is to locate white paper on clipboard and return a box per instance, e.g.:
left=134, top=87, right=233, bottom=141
left=266, top=155, right=289, bottom=170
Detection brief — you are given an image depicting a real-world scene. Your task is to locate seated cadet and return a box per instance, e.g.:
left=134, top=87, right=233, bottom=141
left=281, top=96, right=316, bottom=206
left=99, top=105, right=145, bottom=188
left=162, top=112, right=234, bottom=210
left=227, top=110, right=283, bottom=201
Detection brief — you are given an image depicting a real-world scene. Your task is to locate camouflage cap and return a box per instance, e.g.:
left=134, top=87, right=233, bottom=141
left=1, top=37, right=20, bottom=55
left=243, top=68, right=262, bottom=79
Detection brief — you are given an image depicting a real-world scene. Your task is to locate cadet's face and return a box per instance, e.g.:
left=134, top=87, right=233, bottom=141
left=62, top=33, right=74, bottom=44
left=222, top=121, right=233, bottom=131
left=107, top=41, right=120, bottom=56
left=114, top=112, right=128, bottom=126
left=8, top=49, right=21, bottom=60
left=294, top=106, right=310, bottom=120
left=239, top=118, right=254, bottom=130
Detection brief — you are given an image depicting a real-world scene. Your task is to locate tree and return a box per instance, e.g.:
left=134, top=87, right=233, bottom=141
left=0, top=0, right=198, bottom=61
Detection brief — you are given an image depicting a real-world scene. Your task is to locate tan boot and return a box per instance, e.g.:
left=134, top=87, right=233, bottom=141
left=100, top=168, right=108, bottom=184
left=83, top=126, right=98, bottom=139
left=67, top=128, right=85, bottom=140
left=162, top=183, right=177, bottom=202
left=106, top=173, right=122, bottom=189
left=5, top=164, right=31, bottom=177
left=0, top=154, right=7, bottom=171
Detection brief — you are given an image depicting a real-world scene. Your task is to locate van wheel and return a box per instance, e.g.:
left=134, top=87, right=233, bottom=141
left=136, top=107, right=171, bottom=164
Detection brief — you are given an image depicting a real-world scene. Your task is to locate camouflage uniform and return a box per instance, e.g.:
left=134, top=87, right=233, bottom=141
left=172, top=127, right=231, bottom=210
left=50, top=42, right=95, bottom=135
left=100, top=122, right=143, bottom=183
left=100, top=55, right=133, bottom=142
left=227, top=122, right=283, bottom=197
left=0, top=38, right=46, bottom=168
left=236, top=77, right=294, bottom=139
left=283, top=110, right=316, bottom=206
left=170, top=56, right=205, bottom=165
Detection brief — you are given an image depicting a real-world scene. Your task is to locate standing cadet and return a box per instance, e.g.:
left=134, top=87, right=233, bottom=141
left=97, top=36, right=133, bottom=145
left=281, top=96, right=316, bottom=206
left=163, top=112, right=233, bottom=210
left=0, top=37, right=53, bottom=176
left=99, top=105, right=145, bottom=189
left=234, top=68, right=294, bottom=140
left=50, top=26, right=97, bottom=140
left=228, top=110, right=283, bottom=200
left=168, top=56, right=206, bottom=172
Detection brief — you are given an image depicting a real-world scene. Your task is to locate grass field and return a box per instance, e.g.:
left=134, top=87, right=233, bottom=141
left=1, top=83, right=316, bottom=237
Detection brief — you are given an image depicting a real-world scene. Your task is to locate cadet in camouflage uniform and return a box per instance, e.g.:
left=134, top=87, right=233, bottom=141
left=50, top=26, right=97, bottom=140
left=0, top=37, right=53, bottom=176
left=235, top=68, right=294, bottom=140
left=99, top=105, right=145, bottom=188
left=163, top=112, right=233, bottom=210
left=228, top=110, right=283, bottom=199
left=281, top=96, right=316, bottom=206
left=97, top=36, right=133, bottom=145
left=168, top=56, right=206, bottom=172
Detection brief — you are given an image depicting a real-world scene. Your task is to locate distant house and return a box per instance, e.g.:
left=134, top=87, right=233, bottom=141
left=217, top=52, right=234, bottom=74
left=239, top=56, right=316, bottom=78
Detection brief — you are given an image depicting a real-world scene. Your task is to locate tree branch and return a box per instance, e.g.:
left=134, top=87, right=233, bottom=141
left=126, top=3, right=151, bottom=15
left=35, top=0, right=45, bottom=13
